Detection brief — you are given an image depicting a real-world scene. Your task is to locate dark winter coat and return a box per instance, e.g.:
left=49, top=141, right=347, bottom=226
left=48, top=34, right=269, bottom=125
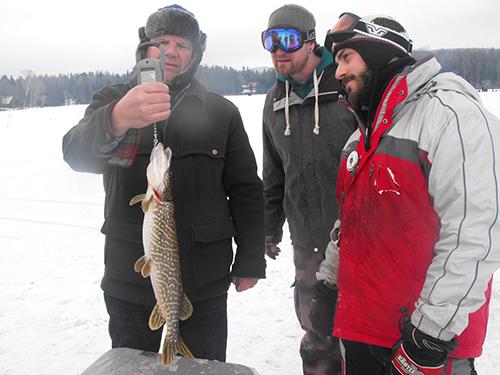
left=62, top=79, right=265, bottom=306
left=263, top=63, right=357, bottom=251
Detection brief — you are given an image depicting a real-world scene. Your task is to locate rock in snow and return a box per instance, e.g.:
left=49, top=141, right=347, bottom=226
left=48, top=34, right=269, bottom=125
left=81, top=348, right=259, bottom=375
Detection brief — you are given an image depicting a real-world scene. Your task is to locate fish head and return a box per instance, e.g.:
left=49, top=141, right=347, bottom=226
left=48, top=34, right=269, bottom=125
left=146, top=143, right=173, bottom=201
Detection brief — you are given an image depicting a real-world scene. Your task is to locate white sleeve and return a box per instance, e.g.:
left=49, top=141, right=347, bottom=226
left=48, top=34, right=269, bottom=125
left=411, top=94, right=500, bottom=341
left=316, top=220, right=341, bottom=286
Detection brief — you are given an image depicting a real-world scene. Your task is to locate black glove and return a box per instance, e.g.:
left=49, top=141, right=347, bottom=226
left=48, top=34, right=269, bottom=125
left=308, top=282, right=338, bottom=341
left=265, top=242, right=281, bottom=260
left=265, top=235, right=281, bottom=260
left=390, top=321, right=457, bottom=375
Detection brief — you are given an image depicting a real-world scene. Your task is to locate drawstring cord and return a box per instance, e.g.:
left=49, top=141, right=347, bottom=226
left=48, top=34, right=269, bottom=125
left=284, top=69, right=324, bottom=136
left=313, top=69, right=323, bottom=135
left=284, top=80, right=291, bottom=136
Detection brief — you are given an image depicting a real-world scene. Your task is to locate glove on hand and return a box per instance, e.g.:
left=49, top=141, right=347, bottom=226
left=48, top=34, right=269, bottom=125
left=265, top=242, right=281, bottom=260
left=308, top=281, right=338, bottom=341
left=390, top=321, right=457, bottom=375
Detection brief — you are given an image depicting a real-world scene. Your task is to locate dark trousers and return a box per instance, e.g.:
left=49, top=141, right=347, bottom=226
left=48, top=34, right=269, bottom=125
left=293, top=244, right=341, bottom=375
left=340, top=339, right=477, bottom=375
left=104, top=292, right=228, bottom=361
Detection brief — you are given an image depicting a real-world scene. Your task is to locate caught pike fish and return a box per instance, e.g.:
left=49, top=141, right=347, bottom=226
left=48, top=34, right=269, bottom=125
left=130, top=142, right=194, bottom=366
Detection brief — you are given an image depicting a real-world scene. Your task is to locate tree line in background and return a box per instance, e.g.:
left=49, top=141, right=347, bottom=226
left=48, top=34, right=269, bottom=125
left=1, top=48, right=499, bottom=109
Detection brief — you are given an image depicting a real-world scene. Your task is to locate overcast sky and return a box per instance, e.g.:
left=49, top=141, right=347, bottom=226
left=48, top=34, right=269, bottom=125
left=1, top=0, right=499, bottom=77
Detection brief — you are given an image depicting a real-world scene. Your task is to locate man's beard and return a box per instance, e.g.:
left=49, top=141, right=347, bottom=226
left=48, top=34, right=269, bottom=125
left=342, top=68, right=374, bottom=110
left=274, top=53, right=309, bottom=77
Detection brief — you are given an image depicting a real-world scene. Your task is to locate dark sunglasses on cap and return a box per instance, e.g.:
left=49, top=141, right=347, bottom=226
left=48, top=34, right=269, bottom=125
left=261, top=27, right=315, bottom=53
left=324, top=12, right=413, bottom=55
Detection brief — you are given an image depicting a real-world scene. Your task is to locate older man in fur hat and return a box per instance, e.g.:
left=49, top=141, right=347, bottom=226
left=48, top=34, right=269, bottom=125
left=62, top=4, right=265, bottom=361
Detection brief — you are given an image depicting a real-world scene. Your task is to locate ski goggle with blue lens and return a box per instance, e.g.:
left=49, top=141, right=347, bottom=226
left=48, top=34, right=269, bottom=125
left=261, top=28, right=315, bottom=53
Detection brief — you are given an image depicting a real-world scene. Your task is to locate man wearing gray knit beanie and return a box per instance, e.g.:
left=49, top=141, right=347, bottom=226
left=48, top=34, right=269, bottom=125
left=63, top=4, right=265, bottom=366
left=261, top=4, right=357, bottom=375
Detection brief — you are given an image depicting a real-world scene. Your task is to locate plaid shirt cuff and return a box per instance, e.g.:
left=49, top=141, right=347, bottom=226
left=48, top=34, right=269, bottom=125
left=108, top=128, right=140, bottom=168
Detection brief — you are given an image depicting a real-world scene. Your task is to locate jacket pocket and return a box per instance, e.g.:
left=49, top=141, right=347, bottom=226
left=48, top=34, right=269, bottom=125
left=101, top=217, right=142, bottom=244
left=173, top=138, right=226, bottom=159
left=191, top=220, right=236, bottom=284
left=172, top=139, right=227, bottom=192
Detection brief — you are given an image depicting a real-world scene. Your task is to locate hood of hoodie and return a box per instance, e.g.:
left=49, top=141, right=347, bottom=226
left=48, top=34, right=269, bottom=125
left=405, top=55, right=481, bottom=104
left=271, top=47, right=340, bottom=137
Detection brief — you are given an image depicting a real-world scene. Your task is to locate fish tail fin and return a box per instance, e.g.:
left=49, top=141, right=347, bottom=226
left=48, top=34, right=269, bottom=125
left=161, top=337, right=194, bottom=366
left=178, top=338, right=194, bottom=359
left=179, top=293, right=193, bottom=320
left=148, top=304, right=165, bottom=330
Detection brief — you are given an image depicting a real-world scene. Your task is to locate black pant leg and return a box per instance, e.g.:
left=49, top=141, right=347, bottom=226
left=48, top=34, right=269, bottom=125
left=104, top=293, right=162, bottom=352
left=340, top=339, right=391, bottom=375
left=293, top=244, right=341, bottom=374
left=179, top=293, right=228, bottom=361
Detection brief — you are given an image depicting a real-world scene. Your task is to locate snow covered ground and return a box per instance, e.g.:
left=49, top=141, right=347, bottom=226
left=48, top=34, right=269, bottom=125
left=0, top=92, right=499, bottom=374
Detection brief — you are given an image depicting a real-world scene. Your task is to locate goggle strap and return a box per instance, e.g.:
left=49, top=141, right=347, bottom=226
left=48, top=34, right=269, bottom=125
left=349, top=30, right=412, bottom=54
left=326, top=13, right=412, bottom=55
left=305, top=29, right=316, bottom=41
left=359, top=19, right=412, bottom=49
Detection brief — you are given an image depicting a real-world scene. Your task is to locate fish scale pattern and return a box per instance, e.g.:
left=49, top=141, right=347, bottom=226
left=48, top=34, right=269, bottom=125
left=150, top=200, right=182, bottom=343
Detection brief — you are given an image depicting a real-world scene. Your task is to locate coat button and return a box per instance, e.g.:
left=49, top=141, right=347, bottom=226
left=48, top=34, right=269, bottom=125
left=211, top=148, right=219, bottom=156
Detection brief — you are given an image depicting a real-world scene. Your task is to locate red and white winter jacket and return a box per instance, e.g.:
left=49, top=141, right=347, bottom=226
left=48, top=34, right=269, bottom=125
left=333, top=56, right=500, bottom=358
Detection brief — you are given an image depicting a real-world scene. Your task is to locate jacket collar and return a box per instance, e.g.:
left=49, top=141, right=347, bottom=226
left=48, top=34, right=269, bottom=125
left=273, top=63, right=341, bottom=111
left=172, top=78, right=206, bottom=108
left=353, top=55, right=444, bottom=151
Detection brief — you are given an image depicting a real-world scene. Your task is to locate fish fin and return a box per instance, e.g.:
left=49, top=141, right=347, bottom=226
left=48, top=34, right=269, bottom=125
left=141, top=197, right=151, bottom=213
left=161, top=337, right=194, bottom=367
left=148, top=304, right=165, bottom=330
left=133, top=256, right=146, bottom=273
left=179, top=293, right=193, bottom=321
left=164, top=147, right=172, bottom=166
left=129, top=194, right=146, bottom=206
left=141, top=259, right=152, bottom=278
left=178, top=338, right=195, bottom=359
left=133, top=256, right=151, bottom=277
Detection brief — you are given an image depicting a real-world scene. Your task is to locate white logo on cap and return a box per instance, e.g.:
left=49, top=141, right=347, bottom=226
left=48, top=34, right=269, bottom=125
left=366, top=24, right=388, bottom=37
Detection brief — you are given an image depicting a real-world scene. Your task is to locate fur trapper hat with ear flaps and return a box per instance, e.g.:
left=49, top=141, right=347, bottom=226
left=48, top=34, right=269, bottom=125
left=138, top=4, right=207, bottom=90
left=145, top=4, right=206, bottom=50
